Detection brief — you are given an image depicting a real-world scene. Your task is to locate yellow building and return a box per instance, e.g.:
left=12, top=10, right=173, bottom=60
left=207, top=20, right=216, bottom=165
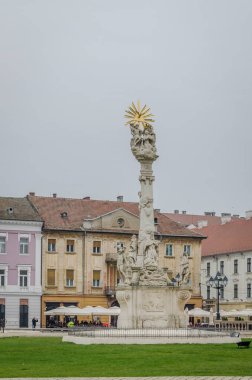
left=28, top=194, right=204, bottom=327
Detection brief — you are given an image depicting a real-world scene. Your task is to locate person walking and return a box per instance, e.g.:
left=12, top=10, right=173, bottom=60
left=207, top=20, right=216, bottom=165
left=0, top=318, right=6, bottom=333
left=32, top=317, right=38, bottom=329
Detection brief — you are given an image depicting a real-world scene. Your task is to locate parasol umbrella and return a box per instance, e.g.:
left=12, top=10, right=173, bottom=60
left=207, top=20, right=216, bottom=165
left=188, top=308, right=210, bottom=317
left=44, top=306, right=68, bottom=316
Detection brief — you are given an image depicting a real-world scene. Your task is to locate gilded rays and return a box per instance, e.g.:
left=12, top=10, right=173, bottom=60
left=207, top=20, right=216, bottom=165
left=125, top=100, right=155, bottom=129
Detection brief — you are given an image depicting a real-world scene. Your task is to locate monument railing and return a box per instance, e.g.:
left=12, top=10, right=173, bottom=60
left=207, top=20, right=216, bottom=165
left=68, top=327, right=229, bottom=338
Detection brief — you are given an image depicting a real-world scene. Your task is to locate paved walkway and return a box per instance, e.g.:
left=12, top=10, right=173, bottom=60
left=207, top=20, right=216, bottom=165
left=0, top=329, right=66, bottom=337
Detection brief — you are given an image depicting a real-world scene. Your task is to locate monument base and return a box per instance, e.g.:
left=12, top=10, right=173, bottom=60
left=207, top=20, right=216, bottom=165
left=116, top=285, right=191, bottom=329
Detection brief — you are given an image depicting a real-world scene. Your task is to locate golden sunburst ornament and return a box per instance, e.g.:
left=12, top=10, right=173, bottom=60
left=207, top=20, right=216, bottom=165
left=125, top=100, right=155, bottom=129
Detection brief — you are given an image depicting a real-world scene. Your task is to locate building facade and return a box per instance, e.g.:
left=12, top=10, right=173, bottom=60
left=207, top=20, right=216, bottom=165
left=29, top=194, right=204, bottom=327
left=0, top=197, right=42, bottom=328
left=200, top=217, right=252, bottom=313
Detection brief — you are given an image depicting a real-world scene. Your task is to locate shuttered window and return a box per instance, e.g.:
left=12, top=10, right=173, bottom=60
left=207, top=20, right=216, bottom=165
left=66, top=270, right=74, bottom=287
left=93, top=270, right=101, bottom=287
left=93, top=241, right=101, bottom=254
left=47, top=269, right=55, bottom=286
left=66, top=240, right=74, bottom=253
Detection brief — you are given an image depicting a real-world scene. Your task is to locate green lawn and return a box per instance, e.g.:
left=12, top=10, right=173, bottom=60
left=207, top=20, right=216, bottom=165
left=0, top=337, right=251, bottom=377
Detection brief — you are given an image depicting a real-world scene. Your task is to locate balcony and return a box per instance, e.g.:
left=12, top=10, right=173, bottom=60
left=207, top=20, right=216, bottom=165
left=104, top=286, right=116, bottom=297
left=105, top=252, right=117, bottom=263
left=203, top=298, right=216, bottom=310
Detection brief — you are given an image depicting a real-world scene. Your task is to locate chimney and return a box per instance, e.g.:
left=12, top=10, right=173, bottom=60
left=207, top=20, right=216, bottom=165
left=117, top=195, right=123, bottom=202
left=245, top=210, right=252, bottom=219
left=83, top=196, right=90, bottom=200
left=29, top=192, right=35, bottom=196
left=174, top=210, right=179, bottom=214
left=204, top=211, right=216, bottom=216
left=155, top=209, right=160, bottom=213
left=221, top=213, right=232, bottom=224
left=233, top=214, right=240, bottom=218
left=182, top=210, right=186, bottom=214
left=198, top=220, right=208, bottom=228
left=53, top=193, right=57, bottom=198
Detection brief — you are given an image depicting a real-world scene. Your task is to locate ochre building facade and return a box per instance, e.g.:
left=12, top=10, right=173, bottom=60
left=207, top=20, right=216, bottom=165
left=29, top=195, right=204, bottom=327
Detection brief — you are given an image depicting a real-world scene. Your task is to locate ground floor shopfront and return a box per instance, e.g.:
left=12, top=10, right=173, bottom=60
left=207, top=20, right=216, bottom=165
left=41, top=294, right=116, bottom=328
left=0, top=294, right=41, bottom=329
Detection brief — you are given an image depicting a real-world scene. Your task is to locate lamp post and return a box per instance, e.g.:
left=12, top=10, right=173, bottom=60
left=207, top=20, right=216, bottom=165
left=207, top=271, right=228, bottom=320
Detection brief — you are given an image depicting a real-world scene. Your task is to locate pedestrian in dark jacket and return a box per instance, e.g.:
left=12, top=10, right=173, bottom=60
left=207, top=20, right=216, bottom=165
left=0, top=318, right=6, bottom=333
left=32, top=317, right=38, bottom=329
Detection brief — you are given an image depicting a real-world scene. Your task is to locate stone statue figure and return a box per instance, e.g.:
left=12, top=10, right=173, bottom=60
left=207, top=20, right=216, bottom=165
left=139, top=196, right=155, bottom=232
left=180, top=252, right=191, bottom=284
left=139, top=196, right=153, bottom=217
left=130, top=124, right=158, bottom=161
left=128, top=235, right=138, bottom=265
left=117, top=242, right=132, bottom=285
left=138, top=229, right=159, bottom=268
left=117, top=243, right=127, bottom=284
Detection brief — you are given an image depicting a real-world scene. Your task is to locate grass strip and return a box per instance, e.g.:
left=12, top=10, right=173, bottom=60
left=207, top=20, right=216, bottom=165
left=0, top=337, right=251, bottom=377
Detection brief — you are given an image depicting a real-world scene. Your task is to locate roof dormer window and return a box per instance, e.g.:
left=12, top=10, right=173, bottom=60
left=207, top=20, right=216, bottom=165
left=7, top=207, right=13, bottom=215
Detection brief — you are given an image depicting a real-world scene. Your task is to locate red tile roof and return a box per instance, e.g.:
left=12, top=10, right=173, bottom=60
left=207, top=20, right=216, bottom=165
left=0, top=197, right=42, bottom=222
left=164, top=213, right=222, bottom=227
left=28, top=195, right=204, bottom=238
left=196, top=218, right=252, bottom=256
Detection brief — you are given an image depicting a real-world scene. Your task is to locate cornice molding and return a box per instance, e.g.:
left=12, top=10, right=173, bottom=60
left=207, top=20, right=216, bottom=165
left=0, top=220, right=42, bottom=227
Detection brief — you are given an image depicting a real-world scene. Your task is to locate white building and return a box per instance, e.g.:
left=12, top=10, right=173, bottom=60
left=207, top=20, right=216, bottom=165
left=0, top=197, right=43, bottom=328
left=200, top=215, right=252, bottom=312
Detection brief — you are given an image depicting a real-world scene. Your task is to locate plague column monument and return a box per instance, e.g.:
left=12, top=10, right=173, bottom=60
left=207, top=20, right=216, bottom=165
left=116, top=101, right=191, bottom=328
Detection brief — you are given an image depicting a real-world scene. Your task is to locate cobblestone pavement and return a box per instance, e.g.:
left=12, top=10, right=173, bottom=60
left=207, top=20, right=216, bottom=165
left=1, top=377, right=252, bottom=380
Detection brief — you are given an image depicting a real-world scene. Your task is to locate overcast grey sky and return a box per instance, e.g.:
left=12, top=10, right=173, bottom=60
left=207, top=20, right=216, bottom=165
left=1, top=0, right=251, bottom=216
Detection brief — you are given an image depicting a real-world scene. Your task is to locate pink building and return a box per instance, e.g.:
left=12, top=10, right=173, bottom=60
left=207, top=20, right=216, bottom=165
left=0, top=197, right=42, bottom=328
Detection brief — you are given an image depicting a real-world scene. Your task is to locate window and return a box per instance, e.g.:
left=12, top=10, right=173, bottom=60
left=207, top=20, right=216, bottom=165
left=234, top=259, right=238, bottom=274
left=20, top=270, right=28, bottom=287
left=165, top=244, right=173, bottom=256
left=183, top=245, right=191, bottom=256
left=47, top=269, right=56, bottom=286
left=93, top=270, right=101, bottom=287
left=66, top=240, right=74, bottom=253
left=0, top=270, right=5, bottom=286
left=117, top=218, right=125, bottom=227
left=0, top=237, right=6, bottom=254
left=207, top=262, right=210, bottom=277
left=234, top=284, right=238, bottom=299
left=247, top=258, right=251, bottom=273
left=66, top=270, right=74, bottom=287
left=20, top=237, right=29, bottom=254
left=93, top=241, right=101, bottom=254
left=48, top=239, right=56, bottom=252
left=20, top=300, right=28, bottom=328
left=207, top=285, right=210, bottom=299
left=220, top=261, right=224, bottom=275
left=247, top=283, right=251, bottom=298
left=220, top=285, right=224, bottom=299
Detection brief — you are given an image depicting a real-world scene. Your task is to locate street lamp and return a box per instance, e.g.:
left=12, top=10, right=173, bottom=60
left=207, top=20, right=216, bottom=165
left=207, top=271, right=228, bottom=320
